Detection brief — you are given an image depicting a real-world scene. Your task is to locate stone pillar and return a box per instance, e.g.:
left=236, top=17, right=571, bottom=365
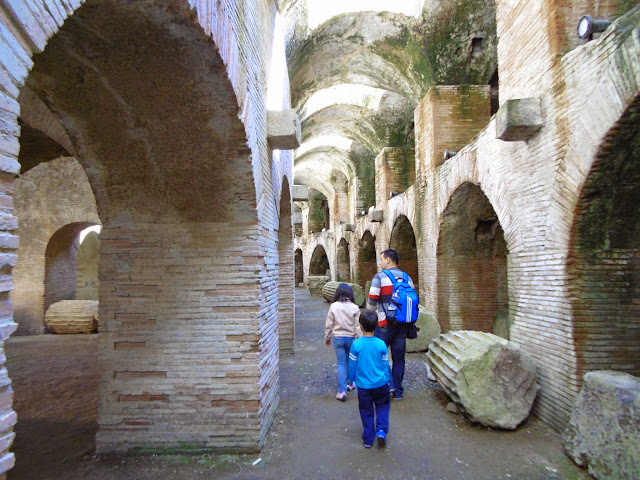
left=375, top=147, right=415, bottom=207
left=415, top=85, right=491, bottom=175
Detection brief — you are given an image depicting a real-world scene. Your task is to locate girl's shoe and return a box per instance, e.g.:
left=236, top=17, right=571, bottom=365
left=346, top=382, right=356, bottom=392
left=335, top=392, right=346, bottom=402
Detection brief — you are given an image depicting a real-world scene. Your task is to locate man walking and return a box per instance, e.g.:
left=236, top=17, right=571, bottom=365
left=366, top=249, right=416, bottom=400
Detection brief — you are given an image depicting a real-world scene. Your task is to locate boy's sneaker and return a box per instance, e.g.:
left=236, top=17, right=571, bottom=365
left=346, top=382, right=356, bottom=392
left=376, top=430, right=386, bottom=447
left=363, top=443, right=372, bottom=449
left=335, top=392, right=346, bottom=402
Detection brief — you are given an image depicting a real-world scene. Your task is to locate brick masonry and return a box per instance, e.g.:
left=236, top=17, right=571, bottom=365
left=295, top=3, right=640, bottom=434
left=0, top=0, right=294, bottom=472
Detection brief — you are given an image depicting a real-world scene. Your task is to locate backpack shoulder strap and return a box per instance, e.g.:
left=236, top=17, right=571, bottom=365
left=382, top=269, right=398, bottom=286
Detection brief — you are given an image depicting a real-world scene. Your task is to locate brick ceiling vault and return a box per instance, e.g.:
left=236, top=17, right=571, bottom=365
left=279, top=0, right=498, bottom=206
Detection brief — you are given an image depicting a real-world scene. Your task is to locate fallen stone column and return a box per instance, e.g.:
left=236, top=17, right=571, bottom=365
left=563, top=371, right=640, bottom=480
left=407, top=305, right=441, bottom=353
left=321, top=281, right=365, bottom=307
left=426, top=330, right=538, bottom=429
left=45, top=300, right=99, bottom=334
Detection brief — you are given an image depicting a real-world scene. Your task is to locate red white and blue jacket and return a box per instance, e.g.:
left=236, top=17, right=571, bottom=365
left=366, top=267, right=415, bottom=327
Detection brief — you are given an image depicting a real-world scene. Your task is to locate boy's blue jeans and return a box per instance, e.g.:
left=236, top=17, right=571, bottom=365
left=357, top=384, right=390, bottom=445
left=333, top=336, right=355, bottom=393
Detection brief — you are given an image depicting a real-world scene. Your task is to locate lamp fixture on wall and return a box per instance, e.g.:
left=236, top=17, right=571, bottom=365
left=443, top=149, right=458, bottom=160
left=577, top=15, right=611, bottom=40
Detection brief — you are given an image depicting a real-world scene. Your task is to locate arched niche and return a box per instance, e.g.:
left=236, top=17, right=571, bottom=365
left=389, top=215, right=419, bottom=290
left=308, top=188, right=330, bottom=232
left=44, top=222, right=100, bottom=317
left=336, top=238, right=351, bottom=282
left=568, top=95, right=640, bottom=382
left=357, top=230, right=377, bottom=291
left=278, top=178, right=295, bottom=355
left=295, top=249, right=304, bottom=285
left=437, top=182, right=509, bottom=337
left=310, top=244, right=330, bottom=276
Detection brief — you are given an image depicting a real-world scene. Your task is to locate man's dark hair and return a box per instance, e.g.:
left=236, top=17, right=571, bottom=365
left=359, top=310, right=378, bottom=333
left=381, top=249, right=399, bottom=265
left=333, top=283, right=355, bottom=303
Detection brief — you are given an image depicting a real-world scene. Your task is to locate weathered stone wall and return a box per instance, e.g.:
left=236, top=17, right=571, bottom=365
left=12, top=158, right=100, bottom=336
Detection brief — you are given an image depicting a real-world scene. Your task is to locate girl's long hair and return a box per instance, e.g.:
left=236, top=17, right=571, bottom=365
left=333, top=283, right=355, bottom=303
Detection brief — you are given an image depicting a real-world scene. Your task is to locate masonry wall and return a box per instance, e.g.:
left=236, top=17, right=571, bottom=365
left=12, top=158, right=100, bottom=335
left=0, top=0, right=292, bottom=474
left=76, top=231, right=100, bottom=301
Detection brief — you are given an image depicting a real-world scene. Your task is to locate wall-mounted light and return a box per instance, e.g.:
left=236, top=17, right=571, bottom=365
left=577, top=15, right=611, bottom=40
left=360, top=210, right=366, bottom=216
left=443, top=149, right=458, bottom=160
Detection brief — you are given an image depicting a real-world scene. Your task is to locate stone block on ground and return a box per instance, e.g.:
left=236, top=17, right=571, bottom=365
left=307, top=276, right=329, bottom=297
left=407, top=305, right=441, bottom=352
left=321, top=281, right=365, bottom=307
left=426, top=330, right=538, bottom=429
left=45, top=300, right=99, bottom=334
left=563, top=371, right=640, bottom=480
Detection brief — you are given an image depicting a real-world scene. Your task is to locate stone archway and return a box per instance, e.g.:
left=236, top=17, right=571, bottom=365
left=357, top=230, right=377, bottom=291
left=310, top=244, right=330, bottom=276
left=437, top=182, right=509, bottom=337
left=389, top=215, right=419, bottom=290
left=295, top=249, right=304, bottom=285
left=44, top=222, right=99, bottom=317
left=336, top=238, right=351, bottom=282
left=278, top=177, right=294, bottom=355
left=568, top=95, right=640, bottom=383
left=11, top=0, right=264, bottom=457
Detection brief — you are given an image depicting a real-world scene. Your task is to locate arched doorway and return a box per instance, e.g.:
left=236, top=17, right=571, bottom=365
left=389, top=215, right=419, bottom=290
left=357, top=231, right=377, bottom=291
left=310, top=245, right=330, bottom=276
left=278, top=178, right=295, bottom=355
left=295, top=249, right=304, bottom=285
left=336, top=238, right=351, bottom=282
left=76, top=230, right=101, bottom=301
left=13, top=0, right=262, bottom=457
left=437, top=182, right=509, bottom=337
left=44, top=222, right=99, bottom=316
left=568, top=95, right=640, bottom=382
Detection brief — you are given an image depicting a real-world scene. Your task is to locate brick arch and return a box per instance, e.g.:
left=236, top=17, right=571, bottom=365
left=310, top=244, right=330, bottom=276
left=1, top=0, right=272, bottom=461
left=357, top=230, right=377, bottom=291
left=436, top=181, right=509, bottom=337
left=568, top=93, right=640, bottom=385
left=278, top=176, right=294, bottom=355
left=336, top=237, right=351, bottom=282
left=388, top=214, right=419, bottom=290
left=12, top=157, right=100, bottom=335
left=436, top=151, right=523, bottom=254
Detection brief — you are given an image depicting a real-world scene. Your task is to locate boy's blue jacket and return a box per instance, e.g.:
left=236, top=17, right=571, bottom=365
left=348, top=336, right=389, bottom=389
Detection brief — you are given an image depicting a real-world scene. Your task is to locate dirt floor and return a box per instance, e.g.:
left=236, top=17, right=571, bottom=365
left=5, top=289, right=592, bottom=480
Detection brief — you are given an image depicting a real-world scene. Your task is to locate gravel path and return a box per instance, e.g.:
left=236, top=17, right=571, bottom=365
left=5, top=289, right=590, bottom=479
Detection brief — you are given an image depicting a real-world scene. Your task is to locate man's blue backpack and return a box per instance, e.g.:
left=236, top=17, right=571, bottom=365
left=382, top=270, right=419, bottom=323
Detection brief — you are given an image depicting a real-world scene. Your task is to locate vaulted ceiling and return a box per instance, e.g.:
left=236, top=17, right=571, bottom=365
left=278, top=0, right=498, bottom=211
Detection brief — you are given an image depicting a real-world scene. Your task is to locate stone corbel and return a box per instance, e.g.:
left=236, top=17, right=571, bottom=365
left=292, top=185, right=309, bottom=202
left=267, top=109, right=301, bottom=149
left=368, top=209, right=384, bottom=222
left=496, top=97, right=543, bottom=141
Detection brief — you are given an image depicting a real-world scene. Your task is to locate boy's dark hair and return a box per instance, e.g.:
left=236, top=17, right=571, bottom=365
left=333, top=283, right=355, bottom=303
left=359, top=310, right=378, bottom=333
left=382, top=249, right=399, bottom=265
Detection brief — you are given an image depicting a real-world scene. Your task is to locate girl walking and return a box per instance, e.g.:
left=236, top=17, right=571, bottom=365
left=324, top=283, right=362, bottom=401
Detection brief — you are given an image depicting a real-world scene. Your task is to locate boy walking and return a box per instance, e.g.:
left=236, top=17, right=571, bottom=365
left=348, top=310, right=391, bottom=448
